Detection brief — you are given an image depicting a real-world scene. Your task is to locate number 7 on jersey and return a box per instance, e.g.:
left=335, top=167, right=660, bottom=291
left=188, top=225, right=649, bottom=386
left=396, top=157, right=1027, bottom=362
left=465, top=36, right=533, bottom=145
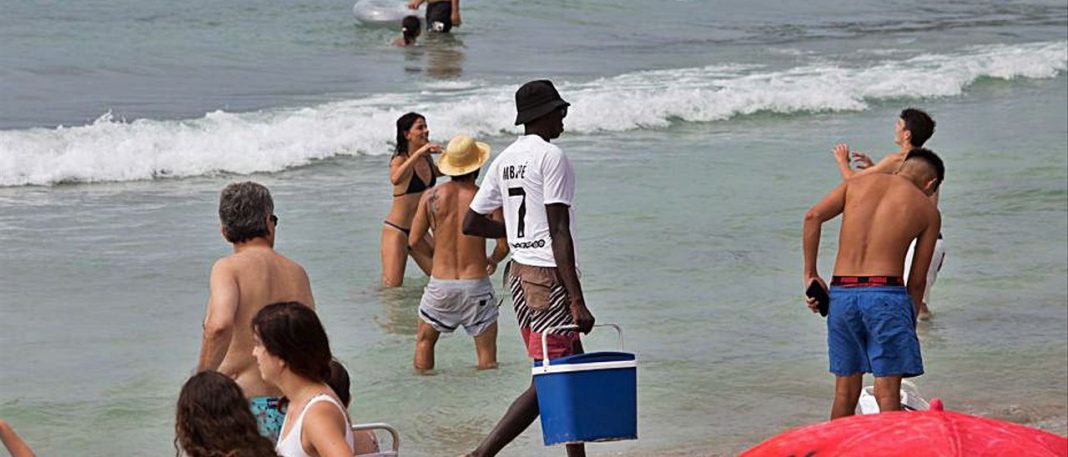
left=508, top=187, right=526, bottom=238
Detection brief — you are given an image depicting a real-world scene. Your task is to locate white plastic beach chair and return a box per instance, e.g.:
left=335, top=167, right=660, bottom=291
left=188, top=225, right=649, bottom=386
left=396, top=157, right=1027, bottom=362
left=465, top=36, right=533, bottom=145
left=352, top=422, right=400, bottom=457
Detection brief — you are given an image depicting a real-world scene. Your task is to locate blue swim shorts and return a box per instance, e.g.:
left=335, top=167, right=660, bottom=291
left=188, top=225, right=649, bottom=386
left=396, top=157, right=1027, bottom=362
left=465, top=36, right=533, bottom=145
left=827, top=286, right=923, bottom=378
left=249, top=396, right=285, bottom=443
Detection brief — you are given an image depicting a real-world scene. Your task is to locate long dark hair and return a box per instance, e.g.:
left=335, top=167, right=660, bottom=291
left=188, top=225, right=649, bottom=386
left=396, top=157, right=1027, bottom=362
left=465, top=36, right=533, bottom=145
left=326, top=358, right=352, bottom=407
left=252, top=301, right=333, bottom=384
left=394, top=112, right=425, bottom=156
left=175, top=371, right=278, bottom=457
left=401, top=16, right=421, bottom=45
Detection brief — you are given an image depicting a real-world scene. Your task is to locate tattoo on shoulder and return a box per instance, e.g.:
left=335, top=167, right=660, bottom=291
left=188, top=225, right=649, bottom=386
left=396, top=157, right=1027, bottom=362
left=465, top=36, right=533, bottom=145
left=428, top=188, right=440, bottom=226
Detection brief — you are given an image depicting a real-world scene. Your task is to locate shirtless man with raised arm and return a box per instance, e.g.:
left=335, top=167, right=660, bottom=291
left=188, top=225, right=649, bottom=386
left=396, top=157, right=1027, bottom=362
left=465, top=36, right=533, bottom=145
left=197, top=181, right=315, bottom=442
left=804, top=149, right=944, bottom=419
left=409, top=135, right=508, bottom=372
left=833, top=108, right=944, bottom=320
left=832, top=108, right=936, bottom=179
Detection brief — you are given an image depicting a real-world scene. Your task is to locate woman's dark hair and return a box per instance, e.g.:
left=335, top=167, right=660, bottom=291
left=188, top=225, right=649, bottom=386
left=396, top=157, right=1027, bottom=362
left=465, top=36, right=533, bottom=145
left=175, top=371, right=278, bottom=457
left=401, top=16, right=421, bottom=45
left=326, top=358, right=352, bottom=407
left=252, top=301, right=333, bottom=384
left=394, top=112, right=425, bottom=156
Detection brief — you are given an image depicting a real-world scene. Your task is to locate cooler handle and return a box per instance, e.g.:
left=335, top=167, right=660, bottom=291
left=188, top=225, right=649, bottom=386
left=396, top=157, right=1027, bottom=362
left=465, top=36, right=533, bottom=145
left=541, top=323, right=623, bottom=368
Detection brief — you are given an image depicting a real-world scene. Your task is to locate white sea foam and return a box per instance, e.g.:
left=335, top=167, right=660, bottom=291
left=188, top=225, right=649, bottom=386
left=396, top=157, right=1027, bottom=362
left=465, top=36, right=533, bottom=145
left=1, top=41, right=1064, bottom=186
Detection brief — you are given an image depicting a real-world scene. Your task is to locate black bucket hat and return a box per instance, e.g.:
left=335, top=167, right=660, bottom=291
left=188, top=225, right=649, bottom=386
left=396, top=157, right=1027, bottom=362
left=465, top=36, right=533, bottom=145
left=514, top=80, right=570, bottom=126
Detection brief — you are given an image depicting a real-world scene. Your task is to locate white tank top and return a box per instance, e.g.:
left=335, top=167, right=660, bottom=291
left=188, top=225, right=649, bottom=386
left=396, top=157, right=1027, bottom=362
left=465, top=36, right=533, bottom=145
left=275, top=393, right=355, bottom=457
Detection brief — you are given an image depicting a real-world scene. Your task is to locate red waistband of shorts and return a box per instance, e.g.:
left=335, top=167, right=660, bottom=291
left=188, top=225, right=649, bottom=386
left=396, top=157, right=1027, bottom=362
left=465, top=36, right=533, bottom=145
left=831, top=276, right=904, bottom=287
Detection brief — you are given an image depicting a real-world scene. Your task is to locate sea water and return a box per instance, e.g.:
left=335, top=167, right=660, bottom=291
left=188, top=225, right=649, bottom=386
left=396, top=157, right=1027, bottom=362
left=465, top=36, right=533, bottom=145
left=1, top=0, right=1066, bottom=455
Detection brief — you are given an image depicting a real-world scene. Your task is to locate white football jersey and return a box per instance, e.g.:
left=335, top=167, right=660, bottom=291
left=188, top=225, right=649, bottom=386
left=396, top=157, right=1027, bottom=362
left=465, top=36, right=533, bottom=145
left=470, top=135, right=577, bottom=268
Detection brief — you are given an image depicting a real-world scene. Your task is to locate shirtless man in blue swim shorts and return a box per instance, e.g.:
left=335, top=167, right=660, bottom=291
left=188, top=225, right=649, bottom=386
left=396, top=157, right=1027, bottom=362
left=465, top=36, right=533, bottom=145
left=803, top=149, right=944, bottom=419
left=197, top=181, right=316, bottom=442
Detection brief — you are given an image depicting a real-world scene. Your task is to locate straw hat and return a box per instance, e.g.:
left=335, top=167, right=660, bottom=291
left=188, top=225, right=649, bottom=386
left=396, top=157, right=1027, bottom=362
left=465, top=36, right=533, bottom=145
left=438, top=135, right=491, bottom=176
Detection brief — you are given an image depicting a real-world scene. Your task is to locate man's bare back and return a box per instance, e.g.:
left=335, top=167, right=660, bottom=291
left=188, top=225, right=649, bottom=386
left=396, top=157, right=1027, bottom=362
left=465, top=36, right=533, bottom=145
left=834, top=173, right=939, bottom=278
left=411, top=180, right=506, bottom=280
left=200, top=245, right=314, bottom=397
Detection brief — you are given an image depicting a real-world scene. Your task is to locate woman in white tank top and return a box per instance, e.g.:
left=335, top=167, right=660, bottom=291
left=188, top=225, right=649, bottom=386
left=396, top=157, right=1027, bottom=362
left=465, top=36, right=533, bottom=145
left=251, top=301, right=355, bottom=457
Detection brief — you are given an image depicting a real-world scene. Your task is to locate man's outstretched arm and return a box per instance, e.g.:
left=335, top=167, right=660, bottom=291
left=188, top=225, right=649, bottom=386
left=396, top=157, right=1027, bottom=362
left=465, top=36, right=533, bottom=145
left=0, top=420, right=35, bottom=457
left=197, top=261, right=239, bottom=371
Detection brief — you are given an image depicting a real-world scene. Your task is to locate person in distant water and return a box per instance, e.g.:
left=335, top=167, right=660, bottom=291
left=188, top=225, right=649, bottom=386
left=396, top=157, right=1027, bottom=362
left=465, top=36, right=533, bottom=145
left=803, top=149, right=945, bottom=419
left=252, top=302, right=355, bottom=457
left=831, top=108, right=944, bottom=320
left=175, top=371, right=278, bottom=457
left=409, top=134, right=508, bottom=372
left=393, top=16, right=421, bottom=47
left=0, top=419, right=35, bottom=457
left=461, top=80, right=595, bottom=457
left=197, top=181, right=316, bottom=442
left=325, top=359, right=381, bottom=456
left=382, top=112, right=442, bottom=287
left=408, top=0, right=460, bottom=33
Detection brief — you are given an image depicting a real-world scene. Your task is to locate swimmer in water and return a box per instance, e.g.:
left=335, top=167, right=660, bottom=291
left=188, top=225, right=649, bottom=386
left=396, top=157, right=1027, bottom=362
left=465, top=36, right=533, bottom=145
left=393, top=16, right=421, bottom=47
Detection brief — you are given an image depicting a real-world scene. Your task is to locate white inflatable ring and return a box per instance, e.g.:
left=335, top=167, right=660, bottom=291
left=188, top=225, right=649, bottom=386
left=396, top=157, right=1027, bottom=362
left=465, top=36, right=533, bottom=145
left=353, top=0, right=420, bottom=25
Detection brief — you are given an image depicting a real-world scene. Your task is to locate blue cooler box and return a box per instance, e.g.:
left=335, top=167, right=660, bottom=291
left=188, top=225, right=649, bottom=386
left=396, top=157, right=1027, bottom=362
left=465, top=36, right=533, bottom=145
left=533, top=351, right=638, bottom=445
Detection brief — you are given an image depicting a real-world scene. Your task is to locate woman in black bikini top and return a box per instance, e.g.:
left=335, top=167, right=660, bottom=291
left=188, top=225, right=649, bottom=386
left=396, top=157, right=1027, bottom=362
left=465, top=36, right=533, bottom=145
left=381, top=112, right=441, bottom=287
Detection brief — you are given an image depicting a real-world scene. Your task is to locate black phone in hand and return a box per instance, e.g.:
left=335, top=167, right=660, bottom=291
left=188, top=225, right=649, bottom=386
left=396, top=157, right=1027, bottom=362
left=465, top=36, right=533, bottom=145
left=806, top=280, right=830, bottom=317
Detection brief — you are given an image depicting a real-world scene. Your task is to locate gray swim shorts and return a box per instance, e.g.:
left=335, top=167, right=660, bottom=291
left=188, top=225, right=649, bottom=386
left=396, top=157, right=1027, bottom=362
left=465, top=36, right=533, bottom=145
left=418, top=277, right=499, bottom=336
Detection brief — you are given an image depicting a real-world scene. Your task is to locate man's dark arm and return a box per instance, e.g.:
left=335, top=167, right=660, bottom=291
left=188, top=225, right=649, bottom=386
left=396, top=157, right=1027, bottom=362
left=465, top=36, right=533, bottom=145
left=546, top=203, right=594, bottom=333
left=463, top=209, right=506, bottom=239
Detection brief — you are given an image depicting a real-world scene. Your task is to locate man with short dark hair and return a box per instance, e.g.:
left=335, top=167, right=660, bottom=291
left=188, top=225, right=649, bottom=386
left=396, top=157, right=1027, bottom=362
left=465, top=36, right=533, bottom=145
left=834, top=108, right=936, bottom=178
left=409, top=134, right=508, bottom=372
left=461, top=80, right=595, bottom=457
left=196, top=181, right=315, bottom=442
left=804, top=149, right=944, bottom=419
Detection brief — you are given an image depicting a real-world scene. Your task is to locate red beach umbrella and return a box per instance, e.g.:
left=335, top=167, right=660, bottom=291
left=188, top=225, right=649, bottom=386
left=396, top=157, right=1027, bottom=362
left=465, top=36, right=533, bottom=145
left=742, top=401, right=1068, bottom=457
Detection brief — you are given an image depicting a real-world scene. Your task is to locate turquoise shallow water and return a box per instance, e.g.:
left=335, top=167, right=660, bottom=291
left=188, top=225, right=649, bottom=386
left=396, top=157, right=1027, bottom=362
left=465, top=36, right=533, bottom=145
left=1, top=0, right=1066, bottom=455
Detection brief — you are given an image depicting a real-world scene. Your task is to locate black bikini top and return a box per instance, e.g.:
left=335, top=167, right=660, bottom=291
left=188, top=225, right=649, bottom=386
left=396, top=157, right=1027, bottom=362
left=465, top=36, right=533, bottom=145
left=394, top=154, right=436, bottom=197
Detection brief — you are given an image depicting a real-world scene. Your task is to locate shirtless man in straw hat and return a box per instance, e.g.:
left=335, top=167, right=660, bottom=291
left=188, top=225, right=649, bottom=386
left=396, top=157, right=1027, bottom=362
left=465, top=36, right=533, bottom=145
left=804, top=149, right=944, bottom=419
left=197, top=181, right=316, bottom=442
left=409, top=135, right=508, bottom=372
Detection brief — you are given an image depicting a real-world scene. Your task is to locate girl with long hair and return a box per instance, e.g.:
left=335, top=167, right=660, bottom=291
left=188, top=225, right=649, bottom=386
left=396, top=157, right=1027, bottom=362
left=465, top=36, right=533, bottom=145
left=252, top=302, right=354, bottom=457
left=174, top=370, right=277, bottom=457
left=381, top=112, right=441, bottom=287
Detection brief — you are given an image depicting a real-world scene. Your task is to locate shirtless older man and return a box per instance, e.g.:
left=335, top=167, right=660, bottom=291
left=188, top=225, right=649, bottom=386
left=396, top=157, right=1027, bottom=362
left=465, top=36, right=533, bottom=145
left=196, top=181, right=315, bottom=441
left=409, top=135, right=508, bottom=372
left=803, top=149, right=944, bottom=419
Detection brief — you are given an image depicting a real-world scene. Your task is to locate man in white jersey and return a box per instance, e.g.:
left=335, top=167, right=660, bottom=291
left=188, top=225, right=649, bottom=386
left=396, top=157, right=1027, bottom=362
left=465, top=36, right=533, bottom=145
left=460, top=80, right=595, bottom=457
